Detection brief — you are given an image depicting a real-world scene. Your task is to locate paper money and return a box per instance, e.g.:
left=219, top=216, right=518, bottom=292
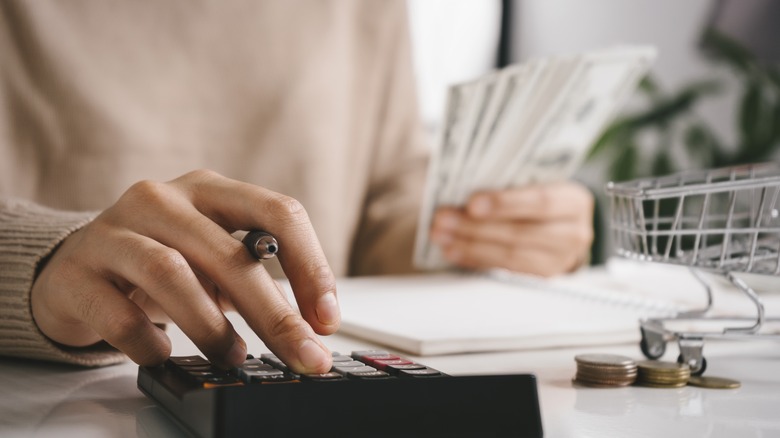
left=413, top=46, right=657, bottom=270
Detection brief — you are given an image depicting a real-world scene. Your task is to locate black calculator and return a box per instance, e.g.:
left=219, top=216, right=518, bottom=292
left=137, top=350, right=543, bottom=438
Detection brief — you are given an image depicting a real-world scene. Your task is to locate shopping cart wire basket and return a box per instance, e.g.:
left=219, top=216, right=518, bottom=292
left=606, top=162, right=780, bottom=375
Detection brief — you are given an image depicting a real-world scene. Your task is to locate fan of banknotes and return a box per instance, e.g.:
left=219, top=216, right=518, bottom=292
left=414, top=45, right=657, bottom=270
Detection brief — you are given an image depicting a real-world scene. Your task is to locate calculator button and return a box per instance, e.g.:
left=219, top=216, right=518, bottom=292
left=354, top=353, right=400, bottom=363
left=331, top=355, right=354, bottom=362
left=332, top=360, right=365, bottom=368
left=241, top=369, right=284, bottom=377
left=347, top=370, right=391, bottom=379
left=334, top=365, right=377, bottom=375
left=260, top=354, right=290, bottom=372
left=240, top=363, right=276, bottom=372
left=302, top=372, right=345, bottom=381
left=371, top=359, right=413, bottom=370
left=199, top=375, right=242, bottom=385
left=384, top=363, right=426, bottom=375
left=351, top=350, right=389, bottom=359
left=188, top=370, right=222, bottom=378
left=241, top=370, right=290, bottom=383
left=169, top=356, right=210, bottom=367
left=181, top=364, right=217, bottom=372
left=398, top=368, right=442, bottom=377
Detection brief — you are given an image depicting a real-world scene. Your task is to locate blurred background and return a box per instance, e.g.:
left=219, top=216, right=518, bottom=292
left=406, top=0, right=780, bottom=263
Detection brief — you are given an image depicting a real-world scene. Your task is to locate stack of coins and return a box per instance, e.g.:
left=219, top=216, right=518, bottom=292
left=635, top=360, right=690, bottom=388
left=573, top=354, right=638, bottom=387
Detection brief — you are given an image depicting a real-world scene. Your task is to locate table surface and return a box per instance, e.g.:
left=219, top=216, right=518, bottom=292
left=2, top=308, right=780, bottom=438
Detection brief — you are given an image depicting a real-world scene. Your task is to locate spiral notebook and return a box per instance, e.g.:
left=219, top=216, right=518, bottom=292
left=334, top=265, right=691, bottom=356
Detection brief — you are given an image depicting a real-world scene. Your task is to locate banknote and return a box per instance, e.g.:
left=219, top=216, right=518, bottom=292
left=414, top=46, right=657, bottom=270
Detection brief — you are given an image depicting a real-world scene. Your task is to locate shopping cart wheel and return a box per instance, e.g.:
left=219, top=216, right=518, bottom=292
left=639, top=328, right=665, bottom=359
left=677, top=354, right=707, bottom=376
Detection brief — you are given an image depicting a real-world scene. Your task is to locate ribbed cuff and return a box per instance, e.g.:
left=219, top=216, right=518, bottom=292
left=0, top=197, right=126, bottom=367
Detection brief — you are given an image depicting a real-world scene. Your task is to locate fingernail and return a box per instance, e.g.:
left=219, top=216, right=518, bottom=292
left=469, top=196, right=492, bottom=217
left=298, top=339, right=330, bottom=371
left=316, top=292, right=340, bottom=326
left=225, top=337, right=247, bottom=367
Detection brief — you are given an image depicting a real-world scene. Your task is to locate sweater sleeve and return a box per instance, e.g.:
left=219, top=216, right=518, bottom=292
left=0, top=196, right=126, bottom=366
left=348, top=3, right=430, bottom=276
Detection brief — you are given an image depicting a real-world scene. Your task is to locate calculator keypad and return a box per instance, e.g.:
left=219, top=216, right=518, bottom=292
left=165, top=350, right=445, bottom=388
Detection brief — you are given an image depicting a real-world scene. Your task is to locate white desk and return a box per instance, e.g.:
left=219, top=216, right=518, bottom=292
left=2, top=316, right=779, bottom=438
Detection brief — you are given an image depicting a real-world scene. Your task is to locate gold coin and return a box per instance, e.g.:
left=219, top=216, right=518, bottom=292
left=687, top=376, right=741, bottom=389
left=638, top=374, right=688, bottom=382
left=576, top=371, right=637, bottom=381
left=572, top=378, right=633, bottom=388
left=637, top=361, right=690, bottom=378
left=577, top=373, right=637, bottom=383
left=637, top=360, right=689, bottom=370
left=576, top=354, right=636, bottom=367
left=576, top=373, right=637, bottom=383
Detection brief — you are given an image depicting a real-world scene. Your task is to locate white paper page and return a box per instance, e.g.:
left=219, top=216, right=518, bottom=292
left=334, top=273, right=682, bottom=356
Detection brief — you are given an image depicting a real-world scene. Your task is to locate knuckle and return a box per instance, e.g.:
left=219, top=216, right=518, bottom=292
left=289, top=257, right=335, bottom=288
left=268, top=311, right=305, bottom=340
left=74, top=287, right=101, bottom=323
left=211, top=239, right=248, bottom=271
left=124, top=179, right=170, bottom=207
left=309, top=262, right=337, bottom=290
left=54, top=253, right=86, bottom=286
left=197, top=313, right=232, bottom=348
left=181, top=169, right=223, bottom=186
left=266, top=195, right=308, bottom=223
left=187, top=168, right=221, bottom=180
left=141, top=247, right=191, bottom=288
left=104, top=309, right=150, bottom=347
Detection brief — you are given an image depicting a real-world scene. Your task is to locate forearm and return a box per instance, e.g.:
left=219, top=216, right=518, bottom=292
left=0, top=196, right=125, bottom=366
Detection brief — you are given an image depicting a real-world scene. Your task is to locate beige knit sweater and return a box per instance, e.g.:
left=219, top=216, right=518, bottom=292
left=0, top=1, right=428, bottom=366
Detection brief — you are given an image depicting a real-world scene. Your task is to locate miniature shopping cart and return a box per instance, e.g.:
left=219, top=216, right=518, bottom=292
left=606, top=162, right=780, bottom=375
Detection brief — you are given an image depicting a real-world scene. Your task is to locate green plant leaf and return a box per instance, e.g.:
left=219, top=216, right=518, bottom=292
left=771, top=100, right=780, bottom=146
left=737, top=78, right=776, bottom=162
left=738, top=80, right=762, bottom=148
left=587, top=121, right=631, bottom=160
left=700, top=28, right=754, bottom=75
left=628, top=80, right=721, bottom=129
left=609, top=142, right=638, bottom=182
left=684, top=124, right=714, bottom=168
left=767, top=66, right=780, bottom=92
left=651, top=151, right=674, bottom=176
left=638, top=75, right=663, bottom=100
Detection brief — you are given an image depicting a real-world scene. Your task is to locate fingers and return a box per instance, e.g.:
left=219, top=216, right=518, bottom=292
left=167, top=170, right=340, bottom=336
left=31, top=170, right=337, bottom=374
left=432, top=209, right=585, bottom=252
left=465, top=182, right=594, bottom=221
left=70, top=280, right=173, bottom=367
left=430, top=182, right=594, bottom=275
left=224, top=266, right=333, bottom=374
left=108, top=171, right=334, bottom=372
left=431, top=212, right=590, bottom=275
left=104, top=230, right=247, bottom=368
left=30, top=228, right=172, bottom=366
